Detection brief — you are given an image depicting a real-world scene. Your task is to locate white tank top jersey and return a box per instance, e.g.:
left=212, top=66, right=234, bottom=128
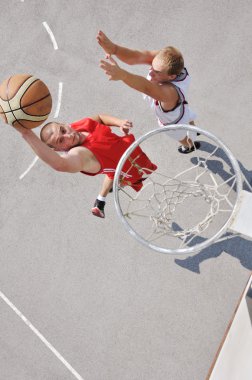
left=143, top=68, right=197, bottom=141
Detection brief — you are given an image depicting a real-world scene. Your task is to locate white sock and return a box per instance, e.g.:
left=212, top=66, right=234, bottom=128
left=97, top=194, right=106, bottom=202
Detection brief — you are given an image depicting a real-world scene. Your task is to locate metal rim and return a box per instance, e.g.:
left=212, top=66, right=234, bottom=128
left=113, top=125, right=242, bottom=255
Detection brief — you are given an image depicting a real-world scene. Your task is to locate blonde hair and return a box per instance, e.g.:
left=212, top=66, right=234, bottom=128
left=157, top=46, right=184, bottom=76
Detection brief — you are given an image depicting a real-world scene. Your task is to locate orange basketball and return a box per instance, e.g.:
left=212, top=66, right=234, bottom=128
left=0, top=74, right=52, bottom=129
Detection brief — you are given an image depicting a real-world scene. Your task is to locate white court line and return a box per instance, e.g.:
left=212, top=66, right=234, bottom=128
left=54, top=82, right=63, bottom=118
left=19, top=155, right=39, bottom=180
left=42, top=21, right=58, bottom=50
left=0, top=290, right=84, bottom=380
left=19, top=81, right=63, bottom=180
left=20, top=23, right=61, bottom=179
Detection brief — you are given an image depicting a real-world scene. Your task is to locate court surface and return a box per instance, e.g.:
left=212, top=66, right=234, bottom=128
left=0, top=1, right=252, bottom=379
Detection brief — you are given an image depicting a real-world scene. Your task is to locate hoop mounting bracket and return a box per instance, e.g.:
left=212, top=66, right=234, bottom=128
left=229, top=190, right=252, bottom=239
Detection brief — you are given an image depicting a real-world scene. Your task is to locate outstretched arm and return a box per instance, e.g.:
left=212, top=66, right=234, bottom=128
left=97, top=30, right=158, bottom=65
left=100, top=56, right=178, bottom=105
left=13, top=125, right=93, bottom=173
left=91, top=114, right=133, bottom=134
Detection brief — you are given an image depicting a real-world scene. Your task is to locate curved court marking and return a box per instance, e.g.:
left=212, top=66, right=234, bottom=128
left=54, top=81, right=63, bottom=118
left=42, top=21, right=58, bottom=50
left=19, top=155, right=39, bottom=180
left=19, top=81, right=63, bottom=180
left=19, top=20, right=62, bottom=180
left=0, top=290, right=84, bottom=380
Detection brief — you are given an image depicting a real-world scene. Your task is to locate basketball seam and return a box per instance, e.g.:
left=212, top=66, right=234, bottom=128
left=4, top=74, right=33, bottom=101
left=0, top=93, right=52, bottom=115
left=1, top=75, right=52, bottom=128
left=21, top=93, right=51, bottom=110
left=20, top=78, right=41, bottom=107
left=6, top=77, right=27, bottom=129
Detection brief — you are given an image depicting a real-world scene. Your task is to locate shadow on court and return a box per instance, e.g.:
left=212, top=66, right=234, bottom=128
left=175, top=234, right=252, bottom=273
left=191, top=140, right=252, bottom=190
left=175, top=141, right=252, bottom=273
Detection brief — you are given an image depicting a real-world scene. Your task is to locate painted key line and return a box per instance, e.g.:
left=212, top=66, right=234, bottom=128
left=19, top=21, right=62, bottom=178
left=0, top=290, right=85, bottom=380
left=42, top=21, right=59, bottom=50
left=19, top=20, right=62, bottom=180
left=19, top=81, right=63, bottom=180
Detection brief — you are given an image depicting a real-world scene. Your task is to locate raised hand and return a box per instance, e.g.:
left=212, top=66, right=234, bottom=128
left=100, top=55, right=126, bottom=81
left=119, top=120, right=133, bottom=135
left=96, top=30, right=117, bottom=55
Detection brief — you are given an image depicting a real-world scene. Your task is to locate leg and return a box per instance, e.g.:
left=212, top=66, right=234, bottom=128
left=178, top=120, right=201, bottom=154
left=91, top=176, right=113, bottom=218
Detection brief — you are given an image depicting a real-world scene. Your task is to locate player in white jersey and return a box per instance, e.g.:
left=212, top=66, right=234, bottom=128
left=97, top=30, right=200, bottom=154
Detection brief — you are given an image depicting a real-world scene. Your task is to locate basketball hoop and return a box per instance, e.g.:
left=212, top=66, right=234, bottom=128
left=113, top=125, right=250, bottom=255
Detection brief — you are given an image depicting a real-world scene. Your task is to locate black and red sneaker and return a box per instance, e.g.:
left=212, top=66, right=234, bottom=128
left=178, top=141, right=201, bottom=154
left=91, top=199, right=105, bottom=218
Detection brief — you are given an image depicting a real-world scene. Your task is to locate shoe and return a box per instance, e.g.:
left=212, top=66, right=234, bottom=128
left=91, top=199, right=105, bottom=218
left=178, top=141, right=201, bottom=154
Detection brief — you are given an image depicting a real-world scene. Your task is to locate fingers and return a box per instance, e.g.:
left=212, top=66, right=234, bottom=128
left=99, top=60, right=111, bottom=71
left=100, top=59, right=107, bottom=68
left=100, top=65, right=112, bottom=79
left=96, top=30, right=105, bottom=43
left=96, top=30, right=116, bottom=55
left=105, top=54, right=117, bottom=66
left=99, top=56, right=120, bottom=81
left=100, top=63, right=112, bottom=80
left=120, top=120, right=133, bottom=134
left=120, top=126, right=129, bottom=135
left=97, top=30, right=105, bottom=39
left=105, top=54, right=115, bottom=63
left=120, top=126, right=132, bottom=135
left=100, top=58, right=113, bottom=66
left=108, top=55, right=116, bottom=64
left=124, top=120, right=133, bottom=128
left=99, top=58, right=116, bottom=72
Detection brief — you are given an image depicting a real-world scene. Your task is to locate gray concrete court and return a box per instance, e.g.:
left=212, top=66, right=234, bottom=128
left=0, top=0, right=252, bottom=379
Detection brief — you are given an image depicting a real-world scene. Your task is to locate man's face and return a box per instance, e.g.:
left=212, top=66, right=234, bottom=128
left=45, top=123, right=83, bottom=151
left=149, top=56, right=176, bottom=83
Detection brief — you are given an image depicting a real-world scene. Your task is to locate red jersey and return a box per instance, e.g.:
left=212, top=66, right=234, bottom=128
left=70, top=118, right=157, bottom=191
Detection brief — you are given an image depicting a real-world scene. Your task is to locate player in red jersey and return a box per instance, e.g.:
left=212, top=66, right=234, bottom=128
left=13, top=114, right=157, bottom=218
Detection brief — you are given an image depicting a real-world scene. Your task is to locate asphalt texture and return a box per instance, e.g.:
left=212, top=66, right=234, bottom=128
left=0, top=1, right=252, bottom=379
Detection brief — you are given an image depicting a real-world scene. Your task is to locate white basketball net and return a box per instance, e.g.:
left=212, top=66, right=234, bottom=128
left=114, top=126, right=243, bottom=255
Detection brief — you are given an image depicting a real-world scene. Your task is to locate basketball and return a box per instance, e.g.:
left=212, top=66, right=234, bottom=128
left=0, top=74, right=52, bottom=129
